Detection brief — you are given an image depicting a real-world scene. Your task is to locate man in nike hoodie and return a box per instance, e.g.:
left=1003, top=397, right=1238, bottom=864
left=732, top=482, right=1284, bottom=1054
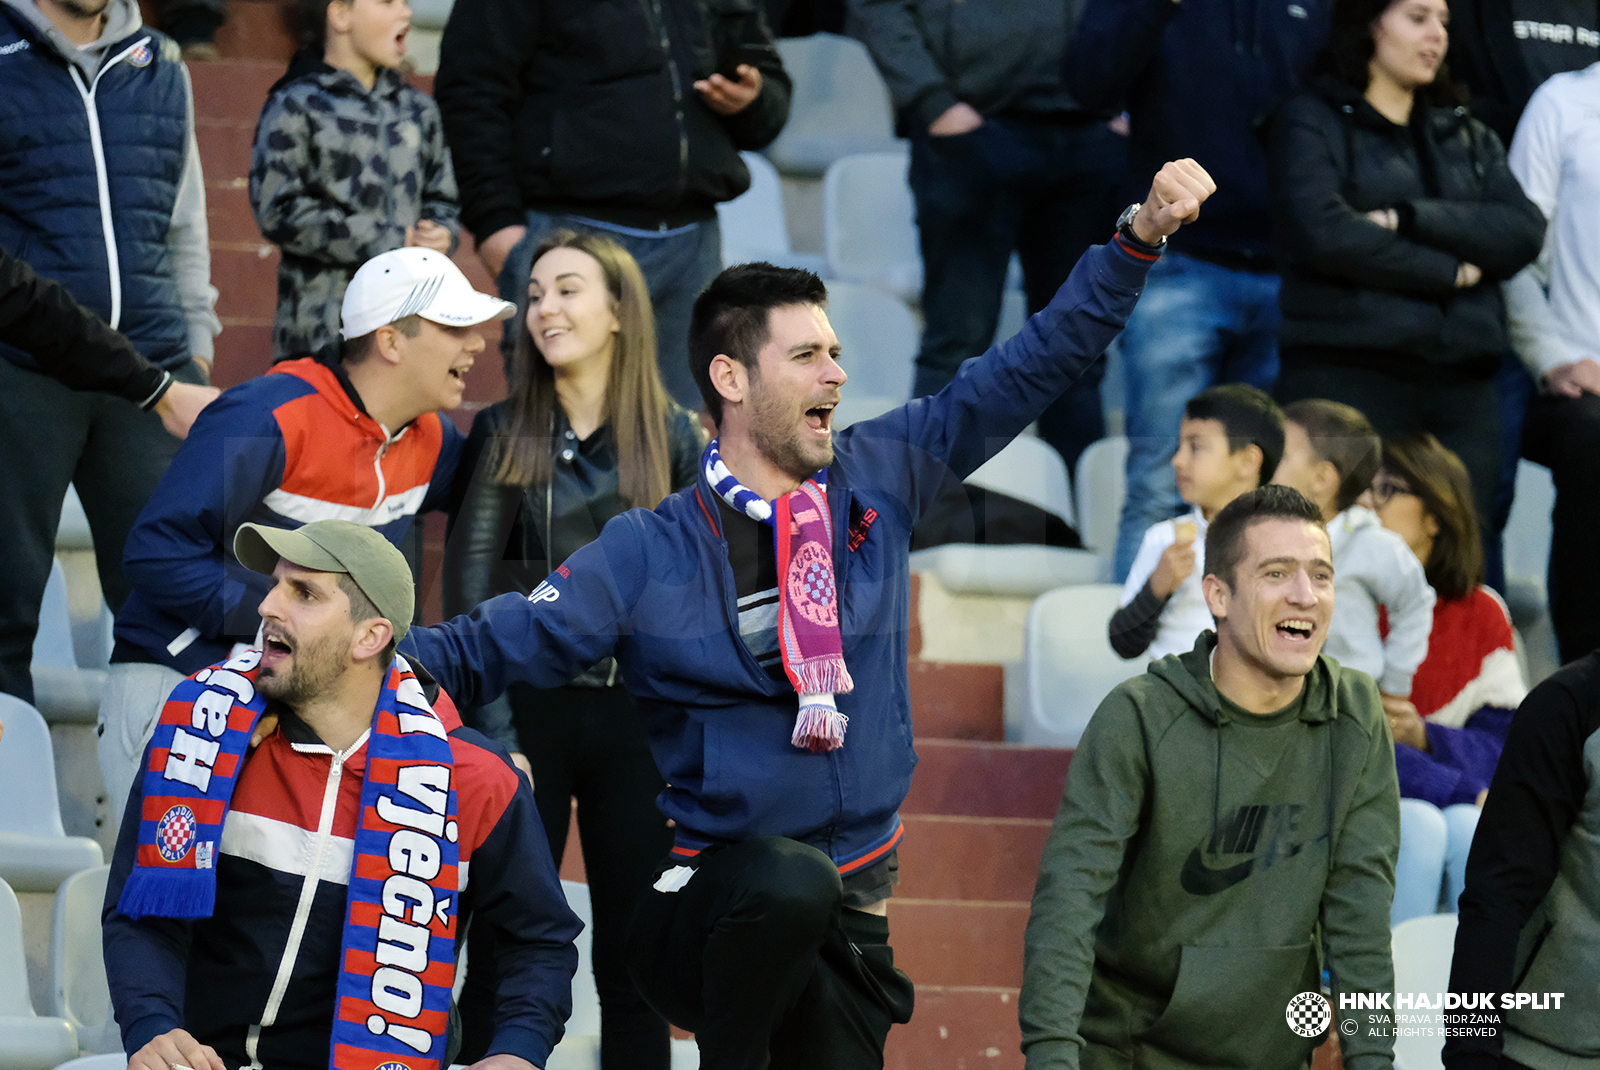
left=1021, top=484, right=1398, bottom=1070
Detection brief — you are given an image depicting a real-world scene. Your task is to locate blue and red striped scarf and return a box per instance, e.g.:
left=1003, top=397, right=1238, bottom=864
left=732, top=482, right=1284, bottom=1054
left=116, top=650, right=460, bottom=1070
left=705, top=440, right=854, bottom=751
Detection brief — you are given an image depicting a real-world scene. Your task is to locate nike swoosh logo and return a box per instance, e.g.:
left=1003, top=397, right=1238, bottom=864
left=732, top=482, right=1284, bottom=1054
left=1179, top=834, right=1328, bottom=896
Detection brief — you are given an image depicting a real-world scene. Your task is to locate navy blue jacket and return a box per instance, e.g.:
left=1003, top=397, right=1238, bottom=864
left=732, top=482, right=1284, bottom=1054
left=0, top=10, right=192, bottom=369
left=1065, top=0, right=1330, bottom=268
left=403, top=237, right=1156, bottom=873
left=103, top=670, right=581, bottom=1069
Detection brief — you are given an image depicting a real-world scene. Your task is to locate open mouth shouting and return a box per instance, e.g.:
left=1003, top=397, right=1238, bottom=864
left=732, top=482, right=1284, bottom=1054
left=395, top=24, right=409, bottom=55
left=804, top=402, right=836, bottom=436
left=261, top=626, right=295, bottom=671
left=1276, top=618, right=1316, bottom=643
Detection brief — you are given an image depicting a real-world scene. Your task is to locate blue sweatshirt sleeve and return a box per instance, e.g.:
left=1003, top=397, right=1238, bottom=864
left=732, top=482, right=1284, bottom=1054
left=399, top=508, right=651, bottom=710
left=121, top=384, right=288, bottom=646
left=837, top=239, right=1154, bottom=523
left=1063, top=0, right=1179, bottom=112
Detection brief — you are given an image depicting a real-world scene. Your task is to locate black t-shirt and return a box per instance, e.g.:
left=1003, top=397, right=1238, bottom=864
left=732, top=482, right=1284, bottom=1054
left=1510, top=0, right=1600, bottom=93
left=715, top=494, right=899, bottom=907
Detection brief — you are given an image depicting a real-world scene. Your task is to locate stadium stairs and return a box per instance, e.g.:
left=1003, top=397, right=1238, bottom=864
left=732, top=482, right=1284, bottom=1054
left=173, top=11, right=1340, bottom=1066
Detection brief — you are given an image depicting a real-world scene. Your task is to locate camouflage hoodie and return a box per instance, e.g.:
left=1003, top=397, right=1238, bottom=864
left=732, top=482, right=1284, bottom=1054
left=249, top=50, right=459, bottom=360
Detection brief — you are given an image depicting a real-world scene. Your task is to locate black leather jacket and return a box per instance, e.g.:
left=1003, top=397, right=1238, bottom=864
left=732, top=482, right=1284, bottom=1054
left=443, top=399, right=704, bottom=740
left=1268, top=77, right=1544, bottom=370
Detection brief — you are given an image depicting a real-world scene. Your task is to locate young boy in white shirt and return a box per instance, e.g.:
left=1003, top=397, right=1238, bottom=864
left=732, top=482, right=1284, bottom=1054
left=1109, top=384, right=1284, bottom=660
left=1271, top=399, right=1435, bottom=703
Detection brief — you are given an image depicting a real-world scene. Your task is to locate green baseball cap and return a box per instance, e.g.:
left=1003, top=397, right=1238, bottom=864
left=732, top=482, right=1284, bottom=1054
left=233, top=520, right=414, bottom=642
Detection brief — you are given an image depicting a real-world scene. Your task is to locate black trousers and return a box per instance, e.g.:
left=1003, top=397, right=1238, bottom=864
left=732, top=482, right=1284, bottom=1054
left=624, top=836, right=915, bottom=1070
left=907, top=115, right=1127, bottom=476
left=0, top=356, right=207, bottom=703
left=1522, top=390, right=1600, bottom=662
left=459, top=683, right=675, bottom=1070
left=1276, top=356, right=1501, bottom=549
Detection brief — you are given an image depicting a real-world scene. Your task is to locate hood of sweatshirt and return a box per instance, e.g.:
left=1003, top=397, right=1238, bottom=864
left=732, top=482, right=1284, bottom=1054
left=267, top=45, right=409, bottom=100
left=2, top=0, right=144, bottom=78
left=1147, top=629, right=1343, bottom=728
left=1145, top=631, right=1345, bottom=881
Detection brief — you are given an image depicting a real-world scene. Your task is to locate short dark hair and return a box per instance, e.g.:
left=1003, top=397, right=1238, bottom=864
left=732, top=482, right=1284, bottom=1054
left=1205, top=484, right=1327, bottom=590
left=689, top=262, right=828, bottom=425
left=294, top=0, right=335, bottom=51
left=340, top=313, right=423, bottom=365
left=1378, top=433, right=1483, bottom=599
left=1283, top=399, right=1382, bottom=512
left=335, top=572, right=397, bottom=669
left=1184, top=384, right=1286, bottom=487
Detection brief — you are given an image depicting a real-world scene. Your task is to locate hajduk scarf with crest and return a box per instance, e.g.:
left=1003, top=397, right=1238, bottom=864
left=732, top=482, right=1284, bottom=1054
left=706, top=440, right=854, bottom=751
left=117, top=649, right=461, bottom=1070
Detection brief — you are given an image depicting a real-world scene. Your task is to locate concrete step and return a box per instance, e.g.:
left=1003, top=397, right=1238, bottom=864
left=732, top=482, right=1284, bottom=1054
left=884, top=986, right=1023, bottom=1070
left=908, top=659, right=1003, bottom=741
left=211, top=242, right=278, bottom=321
left=208, top=181, right=263, bottom=244
left=904, top=739, right=1072, bottom=820
left=896, top=814, right=1049, bottom=903
left=212, top=1, right=297, bottom=64
left=189, top=60, right=286, bottom=122
left=197, top=115, right=256, bottom=186
left=889, top=898, right=1030, bottom=989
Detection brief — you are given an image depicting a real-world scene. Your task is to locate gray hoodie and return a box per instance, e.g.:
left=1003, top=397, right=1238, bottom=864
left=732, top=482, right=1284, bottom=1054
left=0, top=0, right=219, bottom=360
left=1021, top=632, right=1399, bottom=1070
left=1324, top=505, right=1436, bottom=697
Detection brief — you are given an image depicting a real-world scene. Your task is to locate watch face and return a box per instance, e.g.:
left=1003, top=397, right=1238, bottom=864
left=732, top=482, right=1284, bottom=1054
left=1116, top=203, right=1141, bottom=230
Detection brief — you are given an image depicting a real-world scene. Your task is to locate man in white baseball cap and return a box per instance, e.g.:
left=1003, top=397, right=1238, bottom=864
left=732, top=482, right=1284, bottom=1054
left=100, top=248, right=513, bottom=827
left=338, top=247, right=515, bottom=421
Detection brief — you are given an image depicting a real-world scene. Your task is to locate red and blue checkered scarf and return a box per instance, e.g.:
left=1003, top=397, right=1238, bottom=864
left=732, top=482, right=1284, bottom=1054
left=117, top=650, right=460, bottom=1070
left=705, top=440, right=855, bottom=751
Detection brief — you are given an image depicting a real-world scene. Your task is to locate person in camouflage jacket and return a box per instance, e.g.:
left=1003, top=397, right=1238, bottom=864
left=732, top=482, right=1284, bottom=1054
left=250, top=49, right=460, bottom=361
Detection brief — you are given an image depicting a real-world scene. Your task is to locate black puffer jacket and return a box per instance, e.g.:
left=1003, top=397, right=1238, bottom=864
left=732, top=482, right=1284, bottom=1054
left=435, top=0, right=791, bottom=241
left=1268, top=77, right=1544, bottom=367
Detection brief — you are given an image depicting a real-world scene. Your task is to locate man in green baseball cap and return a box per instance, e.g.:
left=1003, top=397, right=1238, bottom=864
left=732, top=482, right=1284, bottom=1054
left=103, top=515, right=583, bottom=1070
left=233, top=519, right=414, bottom=729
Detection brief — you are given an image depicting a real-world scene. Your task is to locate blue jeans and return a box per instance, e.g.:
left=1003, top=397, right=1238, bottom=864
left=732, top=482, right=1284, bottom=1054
left=1113, top=252, right=1280, bottom=581
left=907, top=116, right=1127, bottom=476
left=1393, top=798, right=1479, bottom=924
left=1486, top=351, right=1534, bottom=595
left=498, top=210, right=723, bottom=409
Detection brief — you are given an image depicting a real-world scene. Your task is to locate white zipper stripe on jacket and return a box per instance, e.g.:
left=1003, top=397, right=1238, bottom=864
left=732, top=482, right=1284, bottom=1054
left=245, top=728, right=371, bottom=1069
left=369, top=423, right=408, bottom=509
left=67, top=36, right=148, bottom=331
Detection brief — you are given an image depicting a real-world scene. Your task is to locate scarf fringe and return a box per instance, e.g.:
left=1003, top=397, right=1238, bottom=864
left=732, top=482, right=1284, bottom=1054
left=792, top=698, right=849, bottom=754
left=791, top=656, right=854, bottom=697
left=119, top=867, right=216, bottom=920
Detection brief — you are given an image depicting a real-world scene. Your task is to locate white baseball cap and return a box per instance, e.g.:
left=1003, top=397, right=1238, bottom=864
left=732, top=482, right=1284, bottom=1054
left=340, top=248, right=515, bottom=340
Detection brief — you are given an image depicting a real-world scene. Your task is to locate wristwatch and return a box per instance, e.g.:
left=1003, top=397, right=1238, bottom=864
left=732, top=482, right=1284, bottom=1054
left=1116, top=202, right=1166, bottom=252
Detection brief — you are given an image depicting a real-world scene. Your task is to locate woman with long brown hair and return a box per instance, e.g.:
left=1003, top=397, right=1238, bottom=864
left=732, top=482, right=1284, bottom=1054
left=445, top=229, right=702, bottom=1069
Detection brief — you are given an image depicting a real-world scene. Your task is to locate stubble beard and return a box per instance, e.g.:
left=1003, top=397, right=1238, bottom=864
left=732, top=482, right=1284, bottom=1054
left=50, top=0, right=112, bottom=20
left=749, top=391, right=832, bottom=486
left=257, top=629, right=347, bottom=708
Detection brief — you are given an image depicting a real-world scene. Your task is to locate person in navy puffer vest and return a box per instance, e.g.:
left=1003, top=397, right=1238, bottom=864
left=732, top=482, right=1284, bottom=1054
left=0, top=0, right=219, bottom=707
